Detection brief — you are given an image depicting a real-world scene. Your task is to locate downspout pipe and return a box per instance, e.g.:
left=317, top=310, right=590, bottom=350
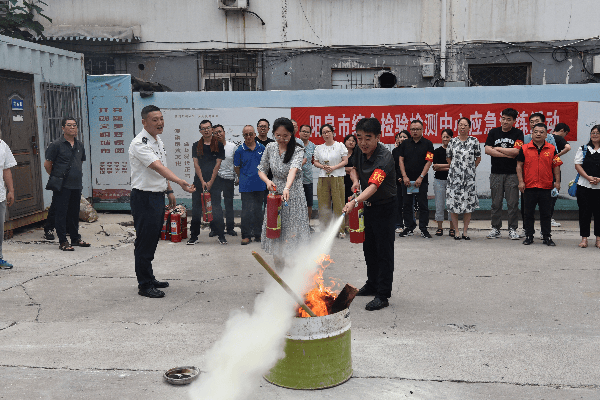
left=440, top=0, right=447, bottom=80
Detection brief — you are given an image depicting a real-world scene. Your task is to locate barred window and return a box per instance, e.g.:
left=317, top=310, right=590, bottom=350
left=202, top=52, right=259, bottom=91
left=468, top=63, right=531, bottom=87
left=40, top=83, right=84, bottom=147
left=332, top=68, right=392, bottom=89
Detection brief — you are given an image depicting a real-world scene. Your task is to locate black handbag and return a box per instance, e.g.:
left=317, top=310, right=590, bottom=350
left=45, top=145, right=77, bottom=192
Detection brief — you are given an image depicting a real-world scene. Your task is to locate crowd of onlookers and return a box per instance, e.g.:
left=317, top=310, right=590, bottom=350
left=184, top=110, right=599, bottom=249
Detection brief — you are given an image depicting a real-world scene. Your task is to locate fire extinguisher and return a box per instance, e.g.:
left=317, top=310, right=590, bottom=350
left=161, top=209, right=171, bottom=240
left=201, top=190, right=213, bottom=222
left=170, top=213, right=182, bottom=243
left=266, top=187, right=282, bottom=239
left=349, top=191, right=365, bottom=244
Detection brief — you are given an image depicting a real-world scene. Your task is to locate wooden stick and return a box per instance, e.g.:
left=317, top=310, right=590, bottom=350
left=252, top=251, right=317, bottom=318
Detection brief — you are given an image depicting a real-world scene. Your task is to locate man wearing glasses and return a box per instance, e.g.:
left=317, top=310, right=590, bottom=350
left=44, top=118, right=90, bottom=251
left=255, top=118, right=274, bottom=213
left=398, top=120, right=435, bottom=238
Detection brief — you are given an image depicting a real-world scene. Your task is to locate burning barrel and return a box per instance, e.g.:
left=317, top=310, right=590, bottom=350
left=264, top=308, right=352, bottom=389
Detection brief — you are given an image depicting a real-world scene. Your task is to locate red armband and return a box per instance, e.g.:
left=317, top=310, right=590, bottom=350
left=514, top=140, right=524, bottom=149
left=425, top=151, right=434, bottom=161
left=368, top=169, right=386, bottom=187
left=552, top=155, right=563, bottom=167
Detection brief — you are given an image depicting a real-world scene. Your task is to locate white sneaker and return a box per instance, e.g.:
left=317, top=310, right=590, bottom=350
left=395, top=227, right=403, bottom=233
left=551, top=219, right=561, bottom=227
left=487, top=228, right=501, bottom=239
left=508, top=229, right=520, bottom=240
left=517, top=228, right=526, bottom=238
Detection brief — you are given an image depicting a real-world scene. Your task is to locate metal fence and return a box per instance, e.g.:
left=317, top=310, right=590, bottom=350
left=40, top=83, right=84, bottom=148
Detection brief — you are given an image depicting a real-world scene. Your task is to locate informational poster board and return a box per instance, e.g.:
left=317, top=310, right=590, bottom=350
left=87, top=75, right=134, bottom=208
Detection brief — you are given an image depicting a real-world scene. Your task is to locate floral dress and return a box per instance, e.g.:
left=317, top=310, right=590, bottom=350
left=258, top=143, right=310, bottom=257
left=446, top=136, right=481, bottom=214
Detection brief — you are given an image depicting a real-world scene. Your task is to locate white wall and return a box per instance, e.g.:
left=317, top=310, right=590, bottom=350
left=40, top=0, right=600, bottom=51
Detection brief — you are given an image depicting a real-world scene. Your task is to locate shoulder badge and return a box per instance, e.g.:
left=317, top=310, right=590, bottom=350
left=142, top=137, right=148, bottom=144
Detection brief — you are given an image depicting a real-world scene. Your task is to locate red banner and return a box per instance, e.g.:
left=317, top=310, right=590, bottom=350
left=291, top=102, right=578, bottom=144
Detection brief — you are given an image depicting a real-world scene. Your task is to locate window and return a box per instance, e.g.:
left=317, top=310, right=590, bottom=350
left=331, top=68, right=392, bottom=89
left=468, top=63, right=531, bottom=87
left=40, top=83, right=84, bottom=147
left=84, top=56, right=127, bottom=76
left=202, top=52, right=259, bottom=91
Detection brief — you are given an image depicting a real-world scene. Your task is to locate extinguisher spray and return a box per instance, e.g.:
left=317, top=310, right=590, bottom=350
left=266, top=185, right=283, bottom=239
left=201, top=190, right=213, bottom=222
left=348, top=190, right=365, bottom=244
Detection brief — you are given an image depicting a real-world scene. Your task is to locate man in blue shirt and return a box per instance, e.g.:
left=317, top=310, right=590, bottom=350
left=234, top=125, right=266, bottom=245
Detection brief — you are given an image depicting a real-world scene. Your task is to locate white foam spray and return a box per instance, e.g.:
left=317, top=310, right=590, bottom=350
left=189, top=214, right=345, bottom=400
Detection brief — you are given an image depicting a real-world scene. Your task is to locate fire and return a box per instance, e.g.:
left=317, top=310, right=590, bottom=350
left=297, top=254, right=341, bottom=318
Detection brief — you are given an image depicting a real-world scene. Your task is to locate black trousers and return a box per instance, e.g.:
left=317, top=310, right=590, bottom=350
left=52, top=188, right=82, bottom=243
left=402, top=180, right=429, bottom=231
left=44, top=200, right=56, bottom=231
left=130, top=189, right=164, bottom=289
left=363, top=200, right=395, bottom=299
left=523, top=188, right=552, bottom=238
left=576, top=185, right=600, bottom=237
left=190, top=183, right=225, bottom=238
left=395, top=182, right=404, bottom=228
left=213, top=176, right=235, bottom=231
left=241, top=191, right=263, bottom=239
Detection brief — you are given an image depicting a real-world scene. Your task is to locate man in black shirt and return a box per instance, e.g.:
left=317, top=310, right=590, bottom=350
left=398, top=120, right=435, bottom=238
left=484, top=108, right=524, bottom=240
left=343, top=118, right=396, bottom=311
left=44, top=117, right=90, bottom=251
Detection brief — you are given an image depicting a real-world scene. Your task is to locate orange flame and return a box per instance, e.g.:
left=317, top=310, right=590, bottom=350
left=298, top=254, right=341, bottom=317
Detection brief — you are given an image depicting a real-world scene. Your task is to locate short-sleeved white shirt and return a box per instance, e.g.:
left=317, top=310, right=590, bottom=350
left=0, top=140, right=17, bottom=202
left=218, top=141, right=237, bottom=181
left=313, top=141, right=348, bottom=178
left=128, top=129, right=168, bottom=192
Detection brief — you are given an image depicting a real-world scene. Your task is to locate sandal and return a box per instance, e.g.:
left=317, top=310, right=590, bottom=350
left=59, top=241, right=74, bottom=251
left=579, top=238, right=588, bottom=248
left=454, top=235, right=461, bottom=240
left=71, top=239, right=91, bottom=247
left=462, top=235, right=471, bottom=240
left=435, top=229, right=443, bottom=236
left=449, top=229, right=456, bottom=238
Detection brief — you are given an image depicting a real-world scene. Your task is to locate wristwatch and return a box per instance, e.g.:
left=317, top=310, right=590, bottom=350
left=419, top=175, right=425, bottom=179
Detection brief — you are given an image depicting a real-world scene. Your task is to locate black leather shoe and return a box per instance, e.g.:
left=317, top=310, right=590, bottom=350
left=254, top=236, right=261, bottom=242
left=138, top=287, right=165, bottom=298
left=208, top=231, right=216, bottom=237
left=365, top=297, right=389, bottom=311
left=523, top=236, right=534, bottom=245
left=227, top=230, right=238, bottom=236
left=356, top=284, right=377, bottom=296
left=151, top=279, right=169, bottom=288
left=543, top=237, right=556, bottom=246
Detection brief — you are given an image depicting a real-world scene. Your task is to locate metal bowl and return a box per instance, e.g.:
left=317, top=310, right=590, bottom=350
left=163, top=366, right=200, bottom=385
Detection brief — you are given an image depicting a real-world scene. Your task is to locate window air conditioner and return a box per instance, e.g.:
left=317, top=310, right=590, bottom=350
left=218, top=0, right=249, bottom=10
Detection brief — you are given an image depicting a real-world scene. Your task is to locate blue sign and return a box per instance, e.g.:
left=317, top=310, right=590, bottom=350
left=11, top=99, right=24, bottom=111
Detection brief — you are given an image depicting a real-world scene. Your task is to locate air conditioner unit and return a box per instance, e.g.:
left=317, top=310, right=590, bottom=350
left=218, top=0, right=249, bottom=10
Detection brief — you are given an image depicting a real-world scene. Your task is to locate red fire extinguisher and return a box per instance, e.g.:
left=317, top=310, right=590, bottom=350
left=161, top=209, right=171, bottom=240
left=201, top=190, right=213, bottom=222
left=170, top=213, right=182, bottom=243
left=349, top=191, right=365, bottom=244
left=266, top=188, right=282, bottom=239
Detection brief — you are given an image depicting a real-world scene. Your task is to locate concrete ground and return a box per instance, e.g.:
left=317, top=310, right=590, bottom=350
left=1, top=213, right=599, bottom=400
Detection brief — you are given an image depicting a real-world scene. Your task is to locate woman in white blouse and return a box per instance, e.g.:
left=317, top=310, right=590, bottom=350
left=574, top=124, right=600, bottom=248
left=313, top=124, right=349, bottom=238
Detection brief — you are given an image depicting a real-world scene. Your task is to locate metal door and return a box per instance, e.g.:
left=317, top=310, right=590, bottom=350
left=0, top=70, right=43, bottom=219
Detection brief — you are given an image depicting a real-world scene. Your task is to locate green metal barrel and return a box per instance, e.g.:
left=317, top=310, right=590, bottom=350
left=264, top=308, right=352, bottom=389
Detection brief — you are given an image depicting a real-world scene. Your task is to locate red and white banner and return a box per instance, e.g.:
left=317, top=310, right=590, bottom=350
left=291, top=102, right=578, bottom=144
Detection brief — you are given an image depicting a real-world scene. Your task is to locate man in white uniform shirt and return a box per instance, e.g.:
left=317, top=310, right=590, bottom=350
left=214, top=124, right=238, bottom=236
left=0, top=135, right=16, bottom=269
left=129, top=105, right=195, bottom=298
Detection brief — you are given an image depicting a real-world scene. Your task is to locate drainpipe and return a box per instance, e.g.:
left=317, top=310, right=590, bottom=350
left=440, top=0, right=447, bottom=80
